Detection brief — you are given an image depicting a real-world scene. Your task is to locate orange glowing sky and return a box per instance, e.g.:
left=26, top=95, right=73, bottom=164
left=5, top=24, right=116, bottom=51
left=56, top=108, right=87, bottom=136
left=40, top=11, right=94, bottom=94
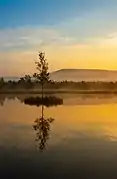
left=1, top=0, right=117, bottom=76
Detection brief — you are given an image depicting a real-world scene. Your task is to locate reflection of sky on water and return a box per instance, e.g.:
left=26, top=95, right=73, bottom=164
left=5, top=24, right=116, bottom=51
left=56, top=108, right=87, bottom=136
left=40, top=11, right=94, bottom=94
left=1, top=97, right=117, bottom=147
left=1, top=96, right=117, bottom=178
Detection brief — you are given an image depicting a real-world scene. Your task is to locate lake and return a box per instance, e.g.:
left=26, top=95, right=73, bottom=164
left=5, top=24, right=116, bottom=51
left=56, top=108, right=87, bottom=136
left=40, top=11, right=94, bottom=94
left=1, top=94, right=117, bottom=179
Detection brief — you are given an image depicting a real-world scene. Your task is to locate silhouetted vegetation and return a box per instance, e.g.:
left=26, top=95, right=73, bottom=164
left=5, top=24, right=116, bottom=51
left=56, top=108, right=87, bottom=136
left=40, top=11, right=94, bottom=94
left=2, top=80, right=117, bottom=94
left=33, top=52, right=50, bottom=98
left=24, top=96, right=63, bottom=107
left=1, top=52, right=117, bottom=94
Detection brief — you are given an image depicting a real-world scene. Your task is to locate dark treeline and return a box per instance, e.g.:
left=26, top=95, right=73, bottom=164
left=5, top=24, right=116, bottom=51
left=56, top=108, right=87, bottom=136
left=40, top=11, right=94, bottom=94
left=1, top=77, right=117, bottom=91
left=1, top=51, right=117, bottom=93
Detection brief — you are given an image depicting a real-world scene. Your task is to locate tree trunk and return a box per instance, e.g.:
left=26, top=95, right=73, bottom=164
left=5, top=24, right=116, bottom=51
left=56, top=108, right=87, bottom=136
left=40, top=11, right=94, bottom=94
left=42, top=104, right=44, bottom=118
left=42, top=82, right=44, bottom=100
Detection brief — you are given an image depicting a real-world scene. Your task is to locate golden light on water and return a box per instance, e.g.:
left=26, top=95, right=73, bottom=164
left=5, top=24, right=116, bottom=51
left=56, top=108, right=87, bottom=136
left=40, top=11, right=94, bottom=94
left=1, top=97, right=117, bottom=142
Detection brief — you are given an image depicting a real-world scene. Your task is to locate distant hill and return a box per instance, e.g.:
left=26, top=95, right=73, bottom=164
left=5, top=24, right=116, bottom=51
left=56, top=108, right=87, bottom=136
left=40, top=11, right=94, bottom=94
left=4, top=77, right=20, bottom=81
left=3, top=69, right=117, bottom=82
left=50, top=69, right=117, bottom=82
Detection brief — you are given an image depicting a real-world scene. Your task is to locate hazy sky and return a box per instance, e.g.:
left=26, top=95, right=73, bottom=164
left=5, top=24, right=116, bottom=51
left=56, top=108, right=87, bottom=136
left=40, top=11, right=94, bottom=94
left=1, top=0, right=117, bottom=76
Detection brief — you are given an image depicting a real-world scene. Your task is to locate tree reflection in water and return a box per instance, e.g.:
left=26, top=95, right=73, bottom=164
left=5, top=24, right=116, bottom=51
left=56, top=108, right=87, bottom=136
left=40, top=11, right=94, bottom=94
left=0, top=95, right=63, bottom=151
left=33, top=105, right=54, bottom=151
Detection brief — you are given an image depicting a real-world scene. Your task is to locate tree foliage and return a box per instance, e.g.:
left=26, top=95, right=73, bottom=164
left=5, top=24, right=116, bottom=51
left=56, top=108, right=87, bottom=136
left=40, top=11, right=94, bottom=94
left=33, top=52, right=50, bottom=84
left=33, top=52, right=50, bottom=98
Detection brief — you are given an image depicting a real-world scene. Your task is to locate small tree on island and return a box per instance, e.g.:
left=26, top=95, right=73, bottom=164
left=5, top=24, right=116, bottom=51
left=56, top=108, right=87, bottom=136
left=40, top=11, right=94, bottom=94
left=33, top=52, right=50, bottom=99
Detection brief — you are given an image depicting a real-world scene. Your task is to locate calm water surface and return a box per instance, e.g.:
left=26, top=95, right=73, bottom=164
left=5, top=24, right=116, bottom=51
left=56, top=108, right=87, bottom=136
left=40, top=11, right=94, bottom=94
left=1, top=94, right=117, bottom=178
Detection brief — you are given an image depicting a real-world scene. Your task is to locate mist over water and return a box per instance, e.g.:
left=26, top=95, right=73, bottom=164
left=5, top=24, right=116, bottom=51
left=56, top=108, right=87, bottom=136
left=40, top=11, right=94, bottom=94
left=3, top=68, right=117, bottom=82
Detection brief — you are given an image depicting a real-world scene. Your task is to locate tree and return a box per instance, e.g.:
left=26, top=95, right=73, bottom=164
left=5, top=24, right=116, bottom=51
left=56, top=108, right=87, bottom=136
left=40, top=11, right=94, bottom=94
left=24, top=75, right=31, bottom=83
left=18, top=75, right=32, bottom=89
left=0, top=77, right=5, bottom=89
left=33, top=52, right=50, bottom=99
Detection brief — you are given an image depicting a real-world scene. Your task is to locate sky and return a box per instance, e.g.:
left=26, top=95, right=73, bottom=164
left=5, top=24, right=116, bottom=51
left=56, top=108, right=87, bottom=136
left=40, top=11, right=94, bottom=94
left=1, top=0, right=117, bottom=76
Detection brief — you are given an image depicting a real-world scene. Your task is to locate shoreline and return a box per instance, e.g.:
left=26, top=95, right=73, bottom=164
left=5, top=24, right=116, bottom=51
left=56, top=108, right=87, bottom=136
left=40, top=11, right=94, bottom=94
left=1, top=90, right=117, bottom=94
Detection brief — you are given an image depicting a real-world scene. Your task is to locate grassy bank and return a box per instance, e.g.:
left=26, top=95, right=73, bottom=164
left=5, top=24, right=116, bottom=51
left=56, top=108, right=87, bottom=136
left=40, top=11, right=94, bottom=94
left=1, top=80, right=117, bottom=94
left=1, top=89, right=117, bottom=94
